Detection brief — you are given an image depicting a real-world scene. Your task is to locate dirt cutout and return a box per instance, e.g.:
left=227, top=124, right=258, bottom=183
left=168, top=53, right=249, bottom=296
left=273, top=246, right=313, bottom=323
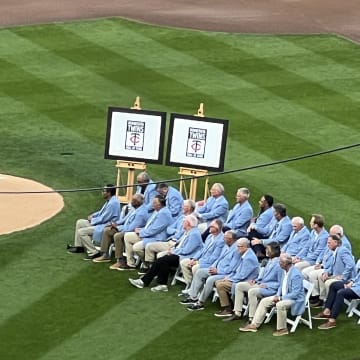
left=0, top=174, right=64, bottom=235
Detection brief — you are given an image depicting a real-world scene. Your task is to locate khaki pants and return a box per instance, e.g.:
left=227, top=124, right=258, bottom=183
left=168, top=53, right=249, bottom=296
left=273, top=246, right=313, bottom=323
left=124, top=232, right=140, bottom=267
left=74, top=219, right=97, bottom=254
left=302, top=266, right=323, bottom=296
left=215, top=279, right=233, bottom=307
left=234, top=282, right=263, bottom=318
left=180, top=259, right=199, bottom=285
left=294, top=261, right=311, bottom=271
left=318, top=276, right=339, bottom=300
left=253, top=296, right=293, bottom=330
left=100, top=226, right=126, bottom=259
left=145, top=240, right=176, bottom=262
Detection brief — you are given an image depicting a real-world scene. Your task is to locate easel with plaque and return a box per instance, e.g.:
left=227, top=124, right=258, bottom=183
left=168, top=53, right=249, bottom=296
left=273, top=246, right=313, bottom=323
left=115, top=97, right=146, bottom=203
left=178, top=103, right=210, bottom=201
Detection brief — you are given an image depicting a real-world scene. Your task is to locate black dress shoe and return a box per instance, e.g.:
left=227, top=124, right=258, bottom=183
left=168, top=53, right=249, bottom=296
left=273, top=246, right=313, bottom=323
left=83, top=252, right=101, bottom=260
left=67, top=246, right=85, bottom=254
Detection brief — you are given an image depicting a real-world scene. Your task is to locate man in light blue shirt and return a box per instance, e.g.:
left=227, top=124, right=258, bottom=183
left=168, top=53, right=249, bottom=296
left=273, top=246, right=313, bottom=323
left=68, top=184, right=120, bottom=260
left=223, top=187, right=253, bottom=238
left=156, top=182, right=184, bottom=220
left=247, top=194, right=274, bottom=239
left=251, top=203, right=292, bottom=259
left=195, top=183, right=229, bottom=233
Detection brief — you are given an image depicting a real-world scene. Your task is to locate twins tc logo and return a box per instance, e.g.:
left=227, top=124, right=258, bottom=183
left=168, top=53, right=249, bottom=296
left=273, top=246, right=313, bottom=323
left=186, top=127, right=207, bottom=158
left=125, top=120, right=145, bottom=151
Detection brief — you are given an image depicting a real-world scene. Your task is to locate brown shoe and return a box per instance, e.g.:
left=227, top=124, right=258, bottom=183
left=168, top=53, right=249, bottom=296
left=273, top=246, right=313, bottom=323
left=222, top=314, right=242, bottom=322
left=93, top=255, right=111, bottom=263
left=214, top=308, right=233, bottom=317
left=273, top=328, right=289, bottom=337
left=312, top=311, right=330, bottom=320
left=118, top=264, right=136, bottom=271
left=109, top=262, right=121, bottom=270
left=239, top=323, right=257, bottom=332
left=318, top=320, right=336, bottom=330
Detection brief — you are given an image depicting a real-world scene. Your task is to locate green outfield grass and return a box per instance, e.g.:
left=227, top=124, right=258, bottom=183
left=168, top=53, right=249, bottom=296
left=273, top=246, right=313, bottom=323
left=0, top=18, right=359, bottom=359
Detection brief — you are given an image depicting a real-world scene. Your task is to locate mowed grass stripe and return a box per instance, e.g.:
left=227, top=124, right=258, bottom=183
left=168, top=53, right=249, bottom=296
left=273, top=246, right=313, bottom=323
left=0, top=98, right=113, bottom=185
left=217, top=35, right=360, bottom=99
left=68, top=21, right=360, bottom=150
left=54, top=20, right=360, bottom=190
left=38, top=288, right=191, bottom=360
left=127, top=23, right=359, bottom=131
left=0, top=29, right=140, bottom=113
left=2, top=20, right=358, bottom=217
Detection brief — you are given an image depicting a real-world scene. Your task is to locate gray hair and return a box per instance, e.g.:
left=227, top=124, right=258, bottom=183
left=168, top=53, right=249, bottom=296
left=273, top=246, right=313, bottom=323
left=237, top=237, right=250, bottom=248
left=330, top=224, right=344, bottom=237
left=137, top=171, right=150, bottom=182
left=291, top=216, right=304, bottom=226
left=212, top=183, right=225, bottom=195
left=184, top=199, right=196, bottom=212
left=238, top=187, right=250, bottom=199
left=185, top=214, right=198, bottom=227
left=279, top=253, right=292, bottom=265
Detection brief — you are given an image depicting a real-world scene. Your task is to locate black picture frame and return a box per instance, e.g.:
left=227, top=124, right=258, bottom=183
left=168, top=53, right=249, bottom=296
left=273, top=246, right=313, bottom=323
left=104, top=106, right=166, bottom=164
left=165, top=113, right=228, bottom=172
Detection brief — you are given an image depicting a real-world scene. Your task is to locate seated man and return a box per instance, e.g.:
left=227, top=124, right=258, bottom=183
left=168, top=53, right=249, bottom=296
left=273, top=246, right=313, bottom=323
left=247, top=194, right=274, bottom=239
left=313, top=272, right=360, bottom=329
left=128, top=215, right=203, bottom=292
left=92, top=194, right=149, bottom=267
left=315, top=234, right=355, bottom=307
left=179, top=230, right=239, bottom=310
left=221, top=187, right=253, bottom=238
left=239, top=253, right=305, bottom=337
left=144, top=199, right=195, bottom=266
left=214, top=238, right=259, bottom=317
left=302, top=243, right=333, bottom=305
left=224, top=242, right=281, bottom=322
left=329, top=224, right=352, bottom=251
left=180, top=219, right=224, bottom=287
left=156, top=182, right=184, bottom=220
left=292, top=213, right=328, bottom=271
left=195, top=183, right=229, bottom=233
left=123, top=195, right=173, bottom=269
left=135, top=171, right=158, bottom=211
left=304, top=225, right=353, bottom=305
left=67, top=184, right=120, bottom=260
left=250, top=203, right=292, bottom=259
left=281, top=217, right=310, bottom=256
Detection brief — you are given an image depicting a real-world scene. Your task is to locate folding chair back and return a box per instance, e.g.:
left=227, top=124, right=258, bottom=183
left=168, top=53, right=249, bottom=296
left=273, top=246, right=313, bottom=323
left=265, top=279, right=313, bottom=332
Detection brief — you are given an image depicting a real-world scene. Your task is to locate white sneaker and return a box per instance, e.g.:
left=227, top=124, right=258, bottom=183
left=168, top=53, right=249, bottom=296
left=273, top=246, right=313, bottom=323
left=151, top=285, right=168, bottom=292
left=129, top=278, right=144, bottom=289
left=182, top=289, right=190, bottom=295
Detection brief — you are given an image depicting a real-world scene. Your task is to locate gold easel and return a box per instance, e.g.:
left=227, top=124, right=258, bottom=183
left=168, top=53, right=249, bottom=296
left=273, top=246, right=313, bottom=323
left=115, top=97, right=146, bottom=203
left=178, top=103, right=209, bottom=201
left=115, top=160, right=146, bottom=203
left=178, top=167, right=209, bottom=201
left=131, top=96, right=141, bottom=110
left=194, top=102, right=205, bottom=117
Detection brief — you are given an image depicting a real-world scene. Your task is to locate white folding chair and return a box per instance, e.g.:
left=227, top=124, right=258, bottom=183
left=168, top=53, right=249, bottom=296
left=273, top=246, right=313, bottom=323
left=171, top=266, right=188, bottom=286
left=265, top=279, right=314, bottom=332
left=212, top=287, right=219, bottom=302
left=347, top=300, right=360, bottom=324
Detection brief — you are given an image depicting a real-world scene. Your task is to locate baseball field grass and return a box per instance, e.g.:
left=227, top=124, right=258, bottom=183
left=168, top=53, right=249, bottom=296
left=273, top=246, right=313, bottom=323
left=0, top=18, right=359, bottom=359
